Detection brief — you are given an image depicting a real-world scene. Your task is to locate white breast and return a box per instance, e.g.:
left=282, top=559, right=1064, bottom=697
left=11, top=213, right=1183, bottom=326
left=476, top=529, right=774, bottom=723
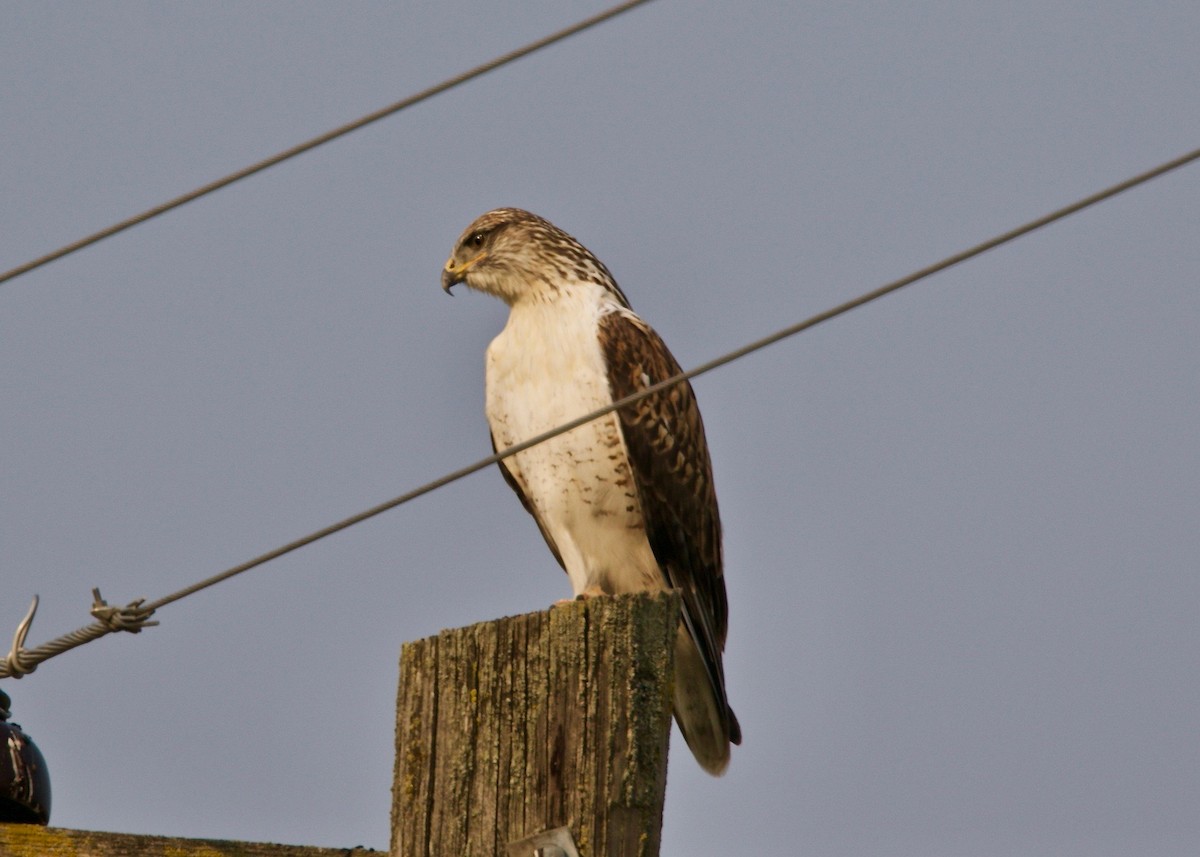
left=485, top=286, right=663, bottom=597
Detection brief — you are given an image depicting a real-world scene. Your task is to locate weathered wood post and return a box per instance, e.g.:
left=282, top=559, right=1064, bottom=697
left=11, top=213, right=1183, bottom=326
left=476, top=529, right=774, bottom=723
left=391, top=592, right=679, bottom=857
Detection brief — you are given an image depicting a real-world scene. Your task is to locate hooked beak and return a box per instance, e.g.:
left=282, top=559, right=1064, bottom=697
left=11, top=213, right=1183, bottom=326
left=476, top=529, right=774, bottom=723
left=442, top=252, right=486, bottom=294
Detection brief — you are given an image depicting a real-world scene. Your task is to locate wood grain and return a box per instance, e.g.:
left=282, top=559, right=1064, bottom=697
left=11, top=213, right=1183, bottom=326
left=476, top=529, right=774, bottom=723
left=391, top=592, right=678, bottom=857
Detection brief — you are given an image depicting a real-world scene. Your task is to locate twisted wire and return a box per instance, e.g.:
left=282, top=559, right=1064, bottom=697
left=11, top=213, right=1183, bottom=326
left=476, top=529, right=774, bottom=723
left=3, top=623, right=110, bottom=679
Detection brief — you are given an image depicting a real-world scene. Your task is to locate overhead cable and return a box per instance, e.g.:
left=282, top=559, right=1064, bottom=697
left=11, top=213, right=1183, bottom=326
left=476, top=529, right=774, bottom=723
left=0, top=0, right=657, bottom=289
left=3, top=145, right=1197, bottom=680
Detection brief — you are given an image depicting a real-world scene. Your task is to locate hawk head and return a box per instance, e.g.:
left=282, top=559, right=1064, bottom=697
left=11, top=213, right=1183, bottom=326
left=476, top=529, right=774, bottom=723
left=442, top=208, right=629, bottom=307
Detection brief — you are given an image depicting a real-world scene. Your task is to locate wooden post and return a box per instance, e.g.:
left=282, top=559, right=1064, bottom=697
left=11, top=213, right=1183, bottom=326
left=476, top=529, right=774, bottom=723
left=391, top=592, right=679, bottom=857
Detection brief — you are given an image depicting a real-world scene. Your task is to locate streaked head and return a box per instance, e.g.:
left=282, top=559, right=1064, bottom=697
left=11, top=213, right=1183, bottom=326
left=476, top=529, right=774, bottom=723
left=442, top=208, right=629, bottom=307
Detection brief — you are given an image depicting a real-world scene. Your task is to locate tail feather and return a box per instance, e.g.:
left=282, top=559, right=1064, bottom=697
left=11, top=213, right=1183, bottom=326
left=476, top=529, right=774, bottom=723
left=672, top=626, right=739, bottom=775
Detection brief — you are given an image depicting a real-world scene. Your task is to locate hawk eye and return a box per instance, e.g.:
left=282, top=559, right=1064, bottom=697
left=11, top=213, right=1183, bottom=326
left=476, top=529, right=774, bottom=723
left=468, top=231, right=486, bottom=248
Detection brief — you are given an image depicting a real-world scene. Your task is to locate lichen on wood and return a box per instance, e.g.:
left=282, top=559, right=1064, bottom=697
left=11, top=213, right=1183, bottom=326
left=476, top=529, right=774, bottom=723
left=391, top=592, right=678, bottom=857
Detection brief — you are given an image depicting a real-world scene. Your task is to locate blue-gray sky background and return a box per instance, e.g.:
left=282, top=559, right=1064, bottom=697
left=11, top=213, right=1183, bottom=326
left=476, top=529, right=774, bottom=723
left=2, top=3, right=1198, bottom=854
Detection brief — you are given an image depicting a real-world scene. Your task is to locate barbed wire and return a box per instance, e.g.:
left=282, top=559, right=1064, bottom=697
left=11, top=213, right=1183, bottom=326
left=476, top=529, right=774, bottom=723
left=0, top=0, right=657, bottom=289
left=4, top=145, right=1197, bottom=681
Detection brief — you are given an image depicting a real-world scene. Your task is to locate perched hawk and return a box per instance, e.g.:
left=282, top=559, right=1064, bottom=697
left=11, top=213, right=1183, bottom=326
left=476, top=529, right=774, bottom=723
left=442, top=208, right=740, bottom=775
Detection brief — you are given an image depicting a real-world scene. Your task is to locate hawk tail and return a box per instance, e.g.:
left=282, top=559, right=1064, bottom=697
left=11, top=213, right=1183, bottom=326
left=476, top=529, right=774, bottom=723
left=672, top=625, right=741, bottom=776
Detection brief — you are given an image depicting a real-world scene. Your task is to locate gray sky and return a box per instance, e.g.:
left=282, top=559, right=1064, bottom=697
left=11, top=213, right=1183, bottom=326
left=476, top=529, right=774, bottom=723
left=2, top=3, right=1198, bottom=854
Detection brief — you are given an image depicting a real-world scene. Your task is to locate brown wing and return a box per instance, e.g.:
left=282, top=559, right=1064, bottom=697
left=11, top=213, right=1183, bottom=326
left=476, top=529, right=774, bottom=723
left=490, top=431, right=566, bottom=572
left=598, top=309, right=739, bottom=743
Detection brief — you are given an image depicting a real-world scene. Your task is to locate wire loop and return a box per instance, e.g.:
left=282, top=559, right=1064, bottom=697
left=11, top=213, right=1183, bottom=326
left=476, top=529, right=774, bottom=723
left=3, top=596, right=41, bottom=678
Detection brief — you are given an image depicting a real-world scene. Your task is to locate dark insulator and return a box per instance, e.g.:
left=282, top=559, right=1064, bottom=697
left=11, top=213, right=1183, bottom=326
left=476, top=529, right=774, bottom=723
left=0, top=690, right=51, bottom=825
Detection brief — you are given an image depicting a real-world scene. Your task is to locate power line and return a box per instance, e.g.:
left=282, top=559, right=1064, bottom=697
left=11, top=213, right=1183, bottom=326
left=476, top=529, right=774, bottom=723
left=3, top=145, right=1196, bottom=680
left=0, top=0, right=657, bottom=289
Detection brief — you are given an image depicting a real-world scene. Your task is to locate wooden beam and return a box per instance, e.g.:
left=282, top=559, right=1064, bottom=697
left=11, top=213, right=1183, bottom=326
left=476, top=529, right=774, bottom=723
left=0, top=824, right=374, bottom=856
left=391, top=592, right=679, bottom=857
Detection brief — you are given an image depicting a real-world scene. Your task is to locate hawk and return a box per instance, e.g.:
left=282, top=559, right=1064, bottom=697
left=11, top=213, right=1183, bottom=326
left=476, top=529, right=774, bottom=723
left=442, top=208, right=740, bottom=775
